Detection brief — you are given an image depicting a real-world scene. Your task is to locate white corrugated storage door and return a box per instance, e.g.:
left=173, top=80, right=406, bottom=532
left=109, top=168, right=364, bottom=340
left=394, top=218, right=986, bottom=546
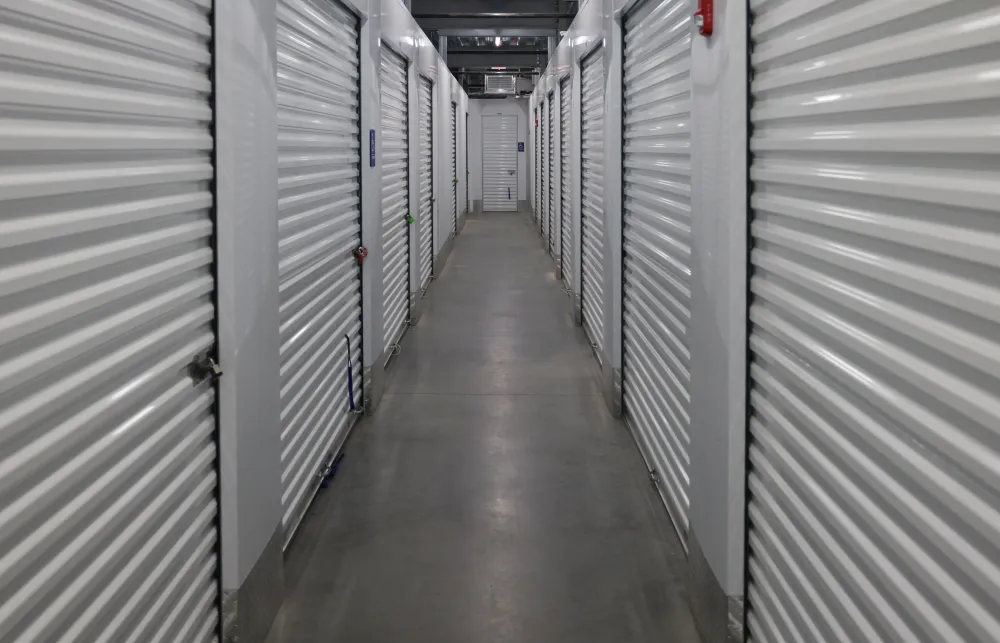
left=277, top=0, right=361, bottom=543
left=541, top=102, right=548, bottom=238
left=533, top=107, right=539, bottom=220
left=560, top=78, right=571, bottom=284
left=536, top=109, right=541, bottom=222
left=621, top=0, right=692, bottom=543
left=465, top=113, right=469, bottom=214
left=580, top=48, right=605, bottom=359
left=380, top=45, right=410, bottom=354
left=451, top=102, right=457, bottom=235
left=0, top=1, right=219, bottom=641
left=482, top=115, right=518, bottom=211
left=747, top=2, right=1000, bottom=642
left=547, top=94, right=555, bottom=253
left=418, top=77, right=433, bottom=290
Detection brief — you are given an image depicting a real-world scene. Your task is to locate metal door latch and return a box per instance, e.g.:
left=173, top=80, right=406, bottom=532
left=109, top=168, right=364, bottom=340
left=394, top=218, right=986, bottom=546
left=189, top=351, right=222, bottom=384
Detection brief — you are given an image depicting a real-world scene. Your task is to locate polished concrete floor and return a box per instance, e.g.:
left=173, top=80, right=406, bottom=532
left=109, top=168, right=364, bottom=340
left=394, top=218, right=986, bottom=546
left=265, top=209, right=702, bottom=643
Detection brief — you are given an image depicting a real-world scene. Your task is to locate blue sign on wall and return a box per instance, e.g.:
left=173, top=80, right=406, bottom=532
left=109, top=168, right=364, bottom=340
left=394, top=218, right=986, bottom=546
left=517, top=142, right=525, bottom=152
left=369, top=129, right=376, bottom=167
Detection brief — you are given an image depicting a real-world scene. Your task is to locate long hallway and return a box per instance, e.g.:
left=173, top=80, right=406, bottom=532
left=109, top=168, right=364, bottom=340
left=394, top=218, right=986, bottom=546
left=265, top=210, right=701, bottom=643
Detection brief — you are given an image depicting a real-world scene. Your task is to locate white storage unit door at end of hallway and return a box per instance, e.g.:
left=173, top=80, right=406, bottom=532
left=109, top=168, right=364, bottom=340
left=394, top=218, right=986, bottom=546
left=580, top=47, right=606, bottom=360
left=621, top=0, right=693, bottom=543
left=0, top=1, right=219, bottom=641
left=482, top=115, right=519, bottom=211
left=746, top=2, right=1000, bottom=643
left=418, top=76, right=433, bottom=290
left=380, top=45, right=410, bottom=353
left=547, top=93, right=555, bottom=254
left=560, top=77, right=571, bottom=285
left=451, top=102, right=458, bottom=235
left=277, top=0, right=362, bottom=542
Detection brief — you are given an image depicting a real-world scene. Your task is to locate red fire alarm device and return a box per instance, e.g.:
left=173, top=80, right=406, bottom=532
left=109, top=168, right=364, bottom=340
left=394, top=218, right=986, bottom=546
left=695, top=0, right=713, bottom=36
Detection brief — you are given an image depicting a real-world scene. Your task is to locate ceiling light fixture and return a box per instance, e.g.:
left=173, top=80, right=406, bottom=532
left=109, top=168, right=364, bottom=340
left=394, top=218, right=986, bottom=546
left=495, top=36, right=501, bottom=46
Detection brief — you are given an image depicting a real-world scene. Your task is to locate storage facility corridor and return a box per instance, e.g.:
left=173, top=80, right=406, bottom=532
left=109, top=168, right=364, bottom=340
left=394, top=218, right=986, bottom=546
left=264, top=209, right=701, bottom=643
left=5, top=0, right=1000, bottom=641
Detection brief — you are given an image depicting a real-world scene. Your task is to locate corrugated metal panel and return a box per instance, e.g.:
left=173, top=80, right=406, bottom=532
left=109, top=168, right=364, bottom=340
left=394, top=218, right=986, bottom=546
left=380, top=45, right=410, bottom=354
left=0, top=0, right=219, bottom=641
left=541, top=100, right=548, bottom=238
left=547, top=93, right=555, bottom=254
left=534, top=108, right=540, bottom=221
left=451, top=102, right=457, bottom=235
left=482, top=115, right=518, bottom=211
left=560, top=77, right=571, bottom=285
left=418, top=77, right=433, bottom=290
left=747, top=2, right=1000, bottom=642
left=277, top=0, right=361, bottom=544
left=581, top=47, right=605, bottom=359
left=622, top=0, right=692, bottom=544
left=464, top=113, right=469, bottom=215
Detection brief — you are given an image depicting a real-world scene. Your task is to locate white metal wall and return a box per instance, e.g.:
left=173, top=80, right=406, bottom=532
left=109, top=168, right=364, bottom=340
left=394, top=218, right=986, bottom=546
left=0, top=1, right=220, bottom=640
left=547, top=94, right=556, bottom=253
left=747, top=2, right=1000, bottom=642
left=418, top=77, right=433, bottom=290
left=482, top=115, right=519, bottom=211
left=560, top=77, right=572, bottom=284
left=580, top=47, right=605, bottom=359
left=380, top=45, right=410, bottom=354
left=276, top=0, right=362, bottom=541
left=450, top=102, right=458, bottom=235
left=621, top=0, right=692, bottom=543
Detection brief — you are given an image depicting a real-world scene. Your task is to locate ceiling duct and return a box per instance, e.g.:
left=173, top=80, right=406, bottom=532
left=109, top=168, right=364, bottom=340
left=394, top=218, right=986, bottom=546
left=485, top=74, right=516, bottom=95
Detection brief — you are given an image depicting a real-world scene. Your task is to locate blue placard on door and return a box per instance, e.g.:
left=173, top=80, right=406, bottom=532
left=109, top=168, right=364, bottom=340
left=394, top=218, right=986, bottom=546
left=518, top=142, right=525, bottom=152
left=369, top=129, right=376, bottom=167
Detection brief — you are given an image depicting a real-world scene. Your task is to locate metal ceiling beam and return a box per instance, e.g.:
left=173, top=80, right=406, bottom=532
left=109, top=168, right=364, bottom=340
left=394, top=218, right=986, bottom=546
left=434, top=28, right=558, bottom=37
left=446, top=51, right=547, bottom=66
left=447, top=47, right=547, bottom=54
left=417, top=18, right=568, bottom=30
left=412, top=12, right=573, bottom=17
left=453, top=68, right=537, bottom=74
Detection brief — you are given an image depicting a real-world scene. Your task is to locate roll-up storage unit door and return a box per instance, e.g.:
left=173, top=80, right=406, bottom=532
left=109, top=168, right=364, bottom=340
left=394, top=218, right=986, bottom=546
left=465, top=113, right=470, bottom=214
left=621, top=0, right=692, bottom=543
left=380, top=45, right=410, bottom=355
left=451, top=102, right=458, bottom=236
left=580, top=48, right=605, bottom=359
left=533, top=107, right=539, bottom=220
left=541, top=101, right=548, bottom=238
left=418, top=77, right=433, bottom=290
left=746, top=2, right=1000, bottom=642
left=547, top=93, right=555, bottom=254
left=0, top=1, right=220, bottom=640
left=277, top=0, right=362, bottom=542
left=482, top=115, right=519, bottom=211
left=560, top=77, right=571, bottom=285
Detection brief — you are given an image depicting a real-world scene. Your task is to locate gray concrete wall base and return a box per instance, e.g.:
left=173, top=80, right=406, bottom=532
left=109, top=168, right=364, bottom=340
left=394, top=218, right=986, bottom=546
left=687, top=528, right=744, bottom=643
left=222, top=524, right=284, bottom=643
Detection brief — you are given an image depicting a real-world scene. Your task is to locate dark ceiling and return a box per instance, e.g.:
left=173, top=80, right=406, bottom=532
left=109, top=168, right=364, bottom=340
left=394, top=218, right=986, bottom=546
left=409, top=0, right=578, bottom=95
